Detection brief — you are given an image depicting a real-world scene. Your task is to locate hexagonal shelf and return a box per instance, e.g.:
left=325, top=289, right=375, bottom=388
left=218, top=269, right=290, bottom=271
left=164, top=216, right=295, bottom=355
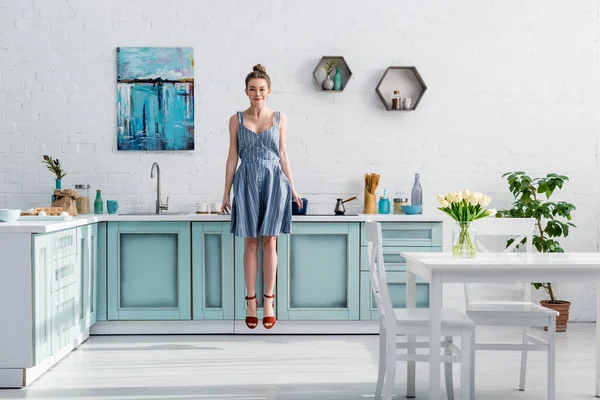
left=375, top=66, right=427, bottom=111
left=312, top=56, right=353, bottom=92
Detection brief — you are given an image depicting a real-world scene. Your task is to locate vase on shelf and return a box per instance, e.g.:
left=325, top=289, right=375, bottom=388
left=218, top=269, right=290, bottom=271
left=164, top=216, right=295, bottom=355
left=322, top=74, right=334, bottom=90
left=333, top=67, right=342, bottom=90
left=452, top=221, right=477, bottom=258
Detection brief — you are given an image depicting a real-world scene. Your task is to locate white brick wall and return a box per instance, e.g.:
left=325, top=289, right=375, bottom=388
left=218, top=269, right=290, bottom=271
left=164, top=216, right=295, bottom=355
left=0, top=0, right=598, bottom=320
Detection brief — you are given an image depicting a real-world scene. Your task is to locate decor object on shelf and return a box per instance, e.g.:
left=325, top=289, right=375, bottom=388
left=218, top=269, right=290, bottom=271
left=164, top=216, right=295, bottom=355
left=117, top=47, right=195, bottom=151
left=496, top=171, right=576, bottom=332
left=437, top=190, right=496, bottom=258
left=312, top=56, right=352, bottom=91
left=333, top=66, right=342, bottom=90
left=375, top=66, right=427, bottom=111
left=322, top=59, right=335, bottom=90
left=391, top=90, right=401, bottom=109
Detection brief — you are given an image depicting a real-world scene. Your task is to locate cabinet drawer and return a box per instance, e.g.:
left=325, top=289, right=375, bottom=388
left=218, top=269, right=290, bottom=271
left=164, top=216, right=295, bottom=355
left=359, top=271, right=429, bottom=320
left=360, top=246, right=442, bottom=271
left=360, top=222, right=442, bottom=247
left=52, top=229, right=77, bottom=260
left=51, top=253, right=78, bottom=292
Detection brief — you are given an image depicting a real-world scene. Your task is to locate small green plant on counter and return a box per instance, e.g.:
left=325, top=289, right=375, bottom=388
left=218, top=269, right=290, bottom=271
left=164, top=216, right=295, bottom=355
left=42, top=154, right=66, bottom=179
left=496, top=171, right=576, bottom=303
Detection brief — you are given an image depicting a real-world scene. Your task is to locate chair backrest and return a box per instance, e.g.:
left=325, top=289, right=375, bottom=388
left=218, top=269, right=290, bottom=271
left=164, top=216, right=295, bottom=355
left=365, top=220, right=395, bottom=330
left=463, top=217, right=536, bottom=307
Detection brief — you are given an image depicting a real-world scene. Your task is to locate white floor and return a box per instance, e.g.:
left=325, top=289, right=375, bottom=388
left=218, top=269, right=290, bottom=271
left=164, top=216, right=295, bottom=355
left=0, top=324, right=596, bottom=399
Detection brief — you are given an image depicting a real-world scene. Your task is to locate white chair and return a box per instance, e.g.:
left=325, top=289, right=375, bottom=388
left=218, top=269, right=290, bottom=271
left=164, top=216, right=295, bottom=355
left=366, top=220, right=475, bottom=400
left=466, top=217, right=558, bottom=399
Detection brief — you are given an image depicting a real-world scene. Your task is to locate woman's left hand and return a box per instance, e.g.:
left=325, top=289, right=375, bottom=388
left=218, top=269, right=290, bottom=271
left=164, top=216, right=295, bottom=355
left=292, top=190, right=303, bottom=208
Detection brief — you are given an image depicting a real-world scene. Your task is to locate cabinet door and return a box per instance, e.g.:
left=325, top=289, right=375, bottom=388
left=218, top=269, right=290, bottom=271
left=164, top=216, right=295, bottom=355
left=51, top=283, right=80, bottom=354
left=192, top=222, right=234, bottom=320
left=359, top=271, right=430, bottom=320
left=33, top=234, right=52, bottom=364
left=107, top=222, right=191, bottom=320
left=277, top=223, right=360, bottom=320
left=96, top=222, right=107, bottom=321
left=77, top=224, right=98, bottom=331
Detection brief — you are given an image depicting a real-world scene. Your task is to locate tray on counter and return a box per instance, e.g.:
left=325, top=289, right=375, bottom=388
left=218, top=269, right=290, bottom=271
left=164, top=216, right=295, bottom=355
left=18, top=215, right=73, bottom=221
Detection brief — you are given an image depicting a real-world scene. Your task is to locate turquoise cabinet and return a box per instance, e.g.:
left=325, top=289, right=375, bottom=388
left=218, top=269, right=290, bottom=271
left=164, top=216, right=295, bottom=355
left=96, top=222, right=107, bottom=321
left=192, top=222, right=234, bottom=320
left=33, top=233, right=52, bottom=364
left=107, top=222, right=191, bottom=320
left=277, top=223, right=360, bottom=320
left=77, top=224, right=98, bottom=332
left=233, top=236, right=276, bottom=320
left=359, top=222, right=443, bottom=320
left=360, top=271, right=430, bottom=319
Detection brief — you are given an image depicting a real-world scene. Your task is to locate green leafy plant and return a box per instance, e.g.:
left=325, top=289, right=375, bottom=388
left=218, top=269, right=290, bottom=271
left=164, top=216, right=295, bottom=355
left=496, top=171, right=576, bottom=303
left=324, top=59, right=336, bottom=76
left=42, top=154, right=66, bottom=179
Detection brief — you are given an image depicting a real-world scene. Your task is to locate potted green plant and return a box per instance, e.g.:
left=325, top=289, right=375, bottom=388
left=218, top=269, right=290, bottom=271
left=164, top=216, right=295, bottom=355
left=496, top=171, right=576, bottom=332
left=322, top=59, right=336, bottom=90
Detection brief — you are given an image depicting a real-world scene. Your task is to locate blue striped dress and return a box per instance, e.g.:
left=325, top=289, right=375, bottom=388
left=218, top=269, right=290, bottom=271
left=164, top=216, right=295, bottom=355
left=230, top=111, right=292, bottom=238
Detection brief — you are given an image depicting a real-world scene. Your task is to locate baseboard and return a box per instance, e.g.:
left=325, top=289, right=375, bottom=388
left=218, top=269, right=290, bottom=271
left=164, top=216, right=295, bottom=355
left=90, top=320, right=380, bottom=335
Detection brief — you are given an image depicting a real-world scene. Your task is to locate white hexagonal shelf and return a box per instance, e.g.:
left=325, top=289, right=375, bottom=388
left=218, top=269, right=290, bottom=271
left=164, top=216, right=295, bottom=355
left=312, top=56, right=353, bottom=92
left=375, top=66, right=427, bottom=111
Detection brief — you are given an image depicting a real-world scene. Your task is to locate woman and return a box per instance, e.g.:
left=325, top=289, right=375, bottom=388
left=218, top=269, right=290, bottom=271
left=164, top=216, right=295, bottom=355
left=221, top=64, right=302, bottom=330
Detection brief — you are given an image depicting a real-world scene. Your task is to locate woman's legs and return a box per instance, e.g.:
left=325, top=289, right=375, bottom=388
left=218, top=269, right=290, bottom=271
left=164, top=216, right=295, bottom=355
left=244, top=238, right=259, bottom=320
left=262, top=236, right=277, bottom=318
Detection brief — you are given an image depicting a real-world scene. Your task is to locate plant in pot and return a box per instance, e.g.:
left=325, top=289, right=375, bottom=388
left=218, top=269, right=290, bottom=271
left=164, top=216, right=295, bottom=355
left=496, top=171, right=576, bottom=332
left=322, top=59, right=336, bottom=90
left=42, top=155, right=67, bottom=202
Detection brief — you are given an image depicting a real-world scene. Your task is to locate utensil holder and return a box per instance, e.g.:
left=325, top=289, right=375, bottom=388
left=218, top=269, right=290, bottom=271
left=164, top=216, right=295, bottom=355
left=364, top=189, right=377, bottom=214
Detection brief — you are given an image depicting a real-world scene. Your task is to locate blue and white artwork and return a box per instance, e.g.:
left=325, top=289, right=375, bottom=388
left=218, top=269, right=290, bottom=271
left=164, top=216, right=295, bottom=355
left=117, top=47, right=194, bottom=151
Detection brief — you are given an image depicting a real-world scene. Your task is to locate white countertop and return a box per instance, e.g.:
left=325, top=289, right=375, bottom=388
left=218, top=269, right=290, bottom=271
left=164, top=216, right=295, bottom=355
left=0, top=213, right=445, bottom=234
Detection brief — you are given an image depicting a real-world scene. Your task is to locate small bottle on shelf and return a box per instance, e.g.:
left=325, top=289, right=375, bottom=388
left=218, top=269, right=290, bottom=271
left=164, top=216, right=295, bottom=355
left=392, top=90, right=401, bottom=110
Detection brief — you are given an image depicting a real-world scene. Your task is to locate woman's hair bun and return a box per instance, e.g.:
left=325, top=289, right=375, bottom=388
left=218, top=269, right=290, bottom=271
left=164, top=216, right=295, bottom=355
left=253, top=64, right=267, bottom=74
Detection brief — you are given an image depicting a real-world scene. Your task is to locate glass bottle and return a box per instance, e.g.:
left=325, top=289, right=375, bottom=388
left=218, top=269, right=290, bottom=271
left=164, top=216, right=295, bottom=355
left=94, top=189, right=103, bottom=214
left=392, top=90, right=401, bottom=110
left=411, top=173, right=423, bottom=214
left=333, top=67, right=343, bottom=90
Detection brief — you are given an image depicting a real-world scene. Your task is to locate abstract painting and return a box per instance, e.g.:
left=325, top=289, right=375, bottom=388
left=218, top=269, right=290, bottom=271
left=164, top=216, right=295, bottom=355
left=117, top=47, right=194, bottom=151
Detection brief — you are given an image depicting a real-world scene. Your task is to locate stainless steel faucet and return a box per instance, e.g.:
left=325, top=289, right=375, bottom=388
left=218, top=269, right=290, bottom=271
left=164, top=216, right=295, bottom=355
left=150, top=162, right=169, bottom=214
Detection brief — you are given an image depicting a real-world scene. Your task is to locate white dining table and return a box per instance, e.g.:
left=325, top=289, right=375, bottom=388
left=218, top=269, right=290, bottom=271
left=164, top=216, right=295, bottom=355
left=401, top=251, right=600, bottom=400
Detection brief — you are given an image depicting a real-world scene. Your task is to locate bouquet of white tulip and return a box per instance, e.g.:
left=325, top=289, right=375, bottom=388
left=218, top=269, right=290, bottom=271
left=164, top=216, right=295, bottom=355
left=437, top=190, right=496, bottom=258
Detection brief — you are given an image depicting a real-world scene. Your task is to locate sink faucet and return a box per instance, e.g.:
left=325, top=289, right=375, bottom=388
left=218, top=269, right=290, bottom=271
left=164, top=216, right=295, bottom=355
left=150, top=162, right=169, bottom=214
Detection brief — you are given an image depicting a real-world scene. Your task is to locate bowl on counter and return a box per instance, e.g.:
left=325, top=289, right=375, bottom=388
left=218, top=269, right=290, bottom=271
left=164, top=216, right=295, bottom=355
left=292, top=198, right=308, bottom=215
left=401, top=205, right=422, bottom=215
left=0, top=209, right=21, bottom=223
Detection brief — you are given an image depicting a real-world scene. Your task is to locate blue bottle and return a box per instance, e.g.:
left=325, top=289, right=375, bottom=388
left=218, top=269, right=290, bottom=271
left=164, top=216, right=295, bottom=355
left=333, top=67, right=343, bottom=90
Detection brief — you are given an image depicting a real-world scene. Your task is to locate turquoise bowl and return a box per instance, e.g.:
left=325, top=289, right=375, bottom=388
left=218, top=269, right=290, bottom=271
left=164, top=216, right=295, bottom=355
left=0, top=209, right=21, bottom=222
left=401, top=205, right=422, bottom=215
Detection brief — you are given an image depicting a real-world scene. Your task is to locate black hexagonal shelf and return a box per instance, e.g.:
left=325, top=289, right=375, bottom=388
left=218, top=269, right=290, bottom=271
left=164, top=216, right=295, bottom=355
left=312, top=56, right=352, bottom=92
left=375, top=66, right=427, bottom=111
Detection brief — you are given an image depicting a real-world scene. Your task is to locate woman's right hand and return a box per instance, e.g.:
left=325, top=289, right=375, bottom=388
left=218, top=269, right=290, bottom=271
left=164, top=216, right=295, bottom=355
left=221, top=194, right=231, bottom=214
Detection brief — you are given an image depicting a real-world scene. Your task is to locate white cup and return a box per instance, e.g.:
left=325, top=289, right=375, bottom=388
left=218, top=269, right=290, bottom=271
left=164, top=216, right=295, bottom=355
left=212, top=202, right=222, bottom=214
left=196, top=202, right=209, bottom=214
left=403, top=97, right=412, bottom=110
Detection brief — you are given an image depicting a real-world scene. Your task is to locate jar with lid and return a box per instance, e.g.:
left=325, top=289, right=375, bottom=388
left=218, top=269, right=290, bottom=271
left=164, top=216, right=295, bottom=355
left=394, top=197, right=409, bottom=214
left=391, top=90, right=401, bottom=110
left=74, top=184, right=91, bottom=214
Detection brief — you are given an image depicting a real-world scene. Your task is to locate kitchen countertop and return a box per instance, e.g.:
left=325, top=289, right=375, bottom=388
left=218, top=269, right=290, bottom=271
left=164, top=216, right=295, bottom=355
left=0, top=213, right=445, bottom=234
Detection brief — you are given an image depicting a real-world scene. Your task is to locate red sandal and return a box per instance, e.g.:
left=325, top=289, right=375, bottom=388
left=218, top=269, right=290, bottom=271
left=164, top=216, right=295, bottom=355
left=245, top=294, right=258, bottom=329
left=263, top=294, right=276, bottom=329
